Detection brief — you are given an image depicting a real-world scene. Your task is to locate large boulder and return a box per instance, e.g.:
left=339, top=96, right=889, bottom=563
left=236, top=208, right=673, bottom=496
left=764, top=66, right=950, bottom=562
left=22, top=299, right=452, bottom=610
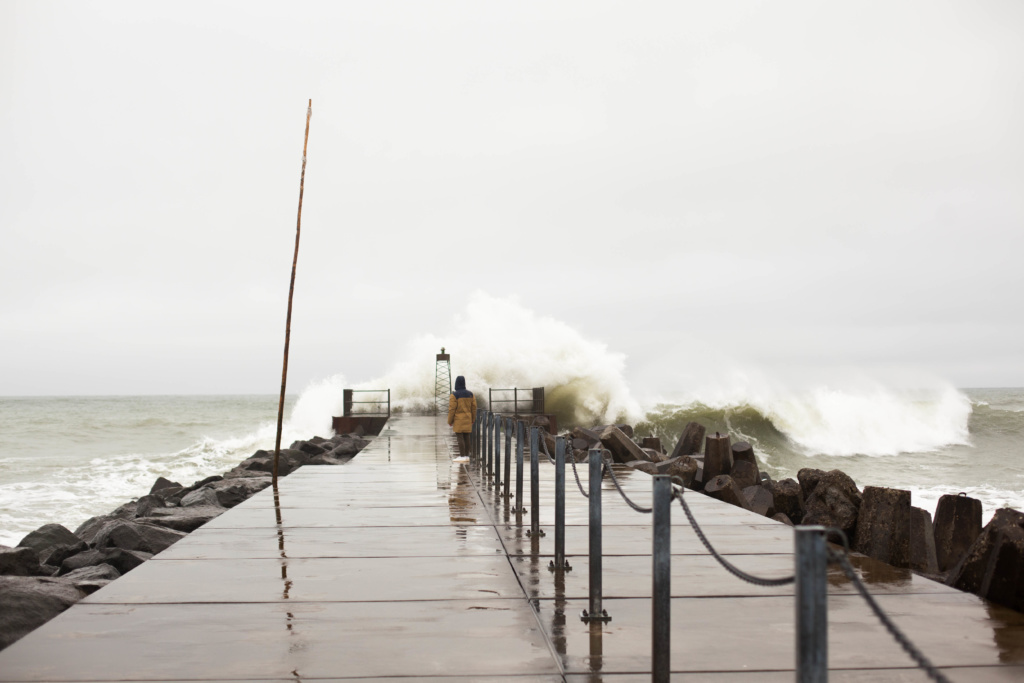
left=74, top=515, right=120, bottom=545
left=625, top=460, right=659, bottom=475
left=291, top=440, right=327, bottom=456
left=17, top=524, right=81, bottom=555
left=934, top=493, right=983, bottom=573
left=703, top=475, right=750, bottom=510
left=0, top=577, right=86, bottom=651
left=599, top=426, right=655, bottom=464
left=670, top=422, right=706, bottom=459
left=742, top=485, right=776, bottom=518
left=730, top=460, right=759, bottom=489
left=641, top=437, right=664, bottom=453
left=136, top=505, right=224, bottom=533
left=799, top=468, right=861, bottom=535
left=134, top=494, right=166, bottom=518
left=950, top=508, right=1024, bottom=611
left=39, top=542, right=88, bottom=569
left=59, top=548, right=151, bottom=577
left=92, top=519, right=187, bottom=555
left=766, top=478, right=804, bottom=524
left=663, top=456, right=699, bottom=488
left=204, top=477, right=272, bottom=507
left=0, top=547, right=46, bottom=577
left=180, top=487, right=223, bottom=508
left=703, top=433, right=733, bottom=481
left=149, top=476, right=182, bottom=495
left=571, top=427, right=602, bottom=447
left=909, top=506, right=939, bottom=575
left=62, top=563, right=120, bottom=594
left=853, top=486, right=911, bottom=568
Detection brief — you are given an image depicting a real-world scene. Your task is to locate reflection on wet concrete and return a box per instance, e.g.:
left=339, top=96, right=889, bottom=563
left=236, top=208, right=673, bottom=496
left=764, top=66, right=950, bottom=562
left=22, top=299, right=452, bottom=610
left=273, top=482, right=303, bottom=676
left=988, top=601, right=1024, bottom=663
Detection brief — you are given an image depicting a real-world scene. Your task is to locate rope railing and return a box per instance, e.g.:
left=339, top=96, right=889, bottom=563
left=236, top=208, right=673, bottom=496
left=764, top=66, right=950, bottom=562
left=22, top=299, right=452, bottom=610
left=468, top=412, right=953, bottom=683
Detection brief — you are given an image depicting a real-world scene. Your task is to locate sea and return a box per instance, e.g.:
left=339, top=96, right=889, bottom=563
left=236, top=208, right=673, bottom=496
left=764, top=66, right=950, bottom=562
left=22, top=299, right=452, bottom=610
left=1, top=382, right=1022, bottom=547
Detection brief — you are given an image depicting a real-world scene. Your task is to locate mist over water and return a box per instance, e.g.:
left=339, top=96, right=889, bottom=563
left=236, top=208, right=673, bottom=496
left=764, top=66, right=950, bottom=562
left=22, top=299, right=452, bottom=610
left=1, top=294, right=1021, bottom=544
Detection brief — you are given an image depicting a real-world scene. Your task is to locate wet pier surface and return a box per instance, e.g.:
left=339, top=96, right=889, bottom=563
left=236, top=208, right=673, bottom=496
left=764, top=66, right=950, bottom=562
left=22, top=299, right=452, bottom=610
left=2, top=414, right=1024, bottom=681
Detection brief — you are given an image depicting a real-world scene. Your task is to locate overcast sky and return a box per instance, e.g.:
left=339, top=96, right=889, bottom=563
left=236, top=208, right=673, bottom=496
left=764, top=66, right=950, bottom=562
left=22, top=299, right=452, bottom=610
left=2, top=0, right=1022, bottom=397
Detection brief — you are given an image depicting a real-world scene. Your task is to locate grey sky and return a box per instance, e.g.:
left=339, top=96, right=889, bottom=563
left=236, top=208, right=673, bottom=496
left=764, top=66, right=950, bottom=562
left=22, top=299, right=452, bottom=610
left=2, top=0, right=1022, bottom=397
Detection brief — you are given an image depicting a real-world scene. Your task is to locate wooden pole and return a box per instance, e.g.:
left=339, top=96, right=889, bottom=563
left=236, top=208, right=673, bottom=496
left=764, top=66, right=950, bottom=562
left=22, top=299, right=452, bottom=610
left=273, top=99, right=312, bottom=485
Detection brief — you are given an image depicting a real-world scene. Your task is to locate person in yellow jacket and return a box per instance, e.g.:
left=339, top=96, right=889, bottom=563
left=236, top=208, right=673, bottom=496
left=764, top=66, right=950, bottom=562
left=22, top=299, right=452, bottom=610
left=447, top=375, right=477, bottom=459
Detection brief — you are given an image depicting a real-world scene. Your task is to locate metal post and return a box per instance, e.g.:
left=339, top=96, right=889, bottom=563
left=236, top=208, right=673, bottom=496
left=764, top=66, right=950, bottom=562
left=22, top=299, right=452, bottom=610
left=503, top=417, right=513, bottom=499
left=529, top=427, right=544, bottom=538
left=486, top=412, right=494, bottom=480
left=652, top=475, right=672, bottom=682
left=515, top=420, right=525, bottom=520
left=492, top=413, right=500, bottom=489
left=795, top=526, right=828, bottom=683
left=549, top=436, right=570, bottom=571
left=473, top=409, right=482, bottom=461
left=582, top=448, right=610, bottom=622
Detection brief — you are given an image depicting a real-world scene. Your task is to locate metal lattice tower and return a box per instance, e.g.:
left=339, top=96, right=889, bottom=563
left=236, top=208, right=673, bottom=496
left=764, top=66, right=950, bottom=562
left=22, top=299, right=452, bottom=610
left=434, top=348, right=451, bottom=414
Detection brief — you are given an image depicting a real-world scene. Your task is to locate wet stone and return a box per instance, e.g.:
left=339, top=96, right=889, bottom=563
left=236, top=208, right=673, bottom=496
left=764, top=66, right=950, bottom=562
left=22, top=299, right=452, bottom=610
left=743, top=485, right=776, bottom=518
left=731, top=459, right=759, bottom=489
left=704, top=475, right=750, bottom=510
left=765, top=478, right=804, bottom=524
left=16, top=524, right=81, bottom=555
left=935, top=493, right=984, bottom=572
left=854, top=486, right=911, bottom=568
left=910, top=505, right=939, bottom=575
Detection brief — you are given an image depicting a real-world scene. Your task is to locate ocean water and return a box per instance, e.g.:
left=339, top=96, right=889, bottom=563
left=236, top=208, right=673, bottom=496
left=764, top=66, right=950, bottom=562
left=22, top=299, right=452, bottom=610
left=1, top=297, right=1021, bottom=546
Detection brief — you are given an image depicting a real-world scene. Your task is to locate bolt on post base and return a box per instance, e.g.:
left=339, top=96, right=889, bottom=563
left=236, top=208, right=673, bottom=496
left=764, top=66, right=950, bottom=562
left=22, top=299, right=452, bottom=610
left=526, top=528, right=547, bottom=537
left=580, top=609, right=612, bottom=623
left=548, top=559, right=572, bottom=572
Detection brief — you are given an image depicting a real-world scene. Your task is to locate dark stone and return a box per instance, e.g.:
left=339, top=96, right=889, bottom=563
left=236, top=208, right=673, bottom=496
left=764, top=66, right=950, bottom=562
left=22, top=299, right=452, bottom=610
left=663, top=456, right=699, bottom=488
left=0, top=576, right=86, bottom=651
left=641, top=437, right=663, bottom=453
left=909, top=506, right=939, bottom=575
left=642, top=448, right=663, bottom=462
left=799, top=469, right=861, bottom=535
left=92, top=519, right=187, bottom=555
left=180, top=487, right=223, bottom=508
left=703, top=475, right=750, bottom=510
left=110, top=501, right=137, bottom=519
left=599, top=425, right=654, bottom=464
left=742, top=485, right=776, bottom=518
left=186, top=475, right=224, bottom=492
left=671, top=421, right=706, bottom=458
left=625, top=460, right=658, bottom=475
left=149, top=476, right=182, bottom=495
left=731, top=460, right=759, bottom=490
left=152, top=485, right=185, bottom=503
left=62, top=563, right=120, bottom=594
left=703, top=432, right=733, bottom=481
left=572, top=438, right=589, bottom=450
left=205, top=477, right=272, bottom=507
left=853, top=486, right=911, bottom=568
left=731, top=441, right=756, bottom=465
left=59, top=548, right=151, bottom=576
left=308, top=435, right=329, bottom=445
left=136, top=505, right=224, bottom=533
left=797, top=468, right=827, bottom=499
left=765, top=478, right=804, bottom=523
left=74, top=515, right=119, bottom=545
left=327, top=437, right=368, bottom=458
left=134, top=494, right=166, bottom=518
left=294, top=441, right=327, bottom=456
left=690, top=463, right=705, bottom=491
left=950, top=508, right=1024, bottom=611
left=571, top=427, right=602, bottom=447
left=39, top=542, right=88, bottom=569
left=0, top=547, right=45, bottom=577
left=17, top=524, right=81, bottom=554
left=772, top=512, right=794, bottom=526
left=934, top=493, right=984, bottom=572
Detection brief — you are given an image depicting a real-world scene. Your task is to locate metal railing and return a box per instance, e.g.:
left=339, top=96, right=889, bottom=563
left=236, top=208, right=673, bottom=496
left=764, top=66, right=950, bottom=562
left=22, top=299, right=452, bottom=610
left=488, top=387, right=545, bottom=415
left=461, top=410, right=954, bottom=683
left=342, top=388, right=390, bottom=416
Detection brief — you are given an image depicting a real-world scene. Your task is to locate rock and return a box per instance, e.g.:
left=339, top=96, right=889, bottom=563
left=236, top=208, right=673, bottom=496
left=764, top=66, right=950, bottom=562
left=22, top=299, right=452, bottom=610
left=0, top=576, right=86, bottom=651
left=571, top=438, right=589, bottom=450
left=641, top=437, right=664, bottom=453
left=765, top=478, right=804, bottom=523
left=571, top=427, right=602, bottom=447
left=180, top=487, right=223, bottom=508
left=39, top=542, right=88, bottom=569
left=59, top=548, right=151, bottom=576
left=153, top=485, right=185, bottom=503
left=0, top=547, right=45, bottom=577
left=17, top=524, right=81, bottom=554
left=797, top=468, right=826, bottom=499
left=950, top=508, right=1024, bottom=612
left=909, top=506, right=939, bottom=575
left=134, top=494, right=166, bottom=518
left=572, top=449, right=587, bottom=463
left=663, top=456, right=699, bottom=488
left=772, top=512, right=794, bottom=526
left=74, top=515, right=120, bottom=545
left=625, top=460, right=659, bottom=475
left=205, top=477, right=272, bottom=507
left=62, top=563, right=120, bottom=594
left=110, top=501, right=138, bottom=519
left=670, top=421, right=706, bottom=459
left=731, top=460, right=759, bottom=489
left=703, top=475, right=750, bottom=510
left=326, top=437, right=367, bottom=458
left=137, top=505, right=224, bottom=533
left=742, top=485, right=777, bottom=518
left=185, top=475, right=224, bottom=493
left=853, top=486, right=911, bottom=568
left=291, top=440, right=327, bottom=456
left=934, top=493, right=984, bottom=572
left=149, top=476, right=182, bottom=495
left=703, top=432, right=733, bottom=481
left=599, top=426, right=653, bottom=464
left=690, top=462, right=705, bottom=491
left=92, top=519, right=187, bottom=555
left=642, top=448, right=665, bottom=462
left=731, top=442, right=760, bottom=484
left=799, top=469, right=861, bottom=536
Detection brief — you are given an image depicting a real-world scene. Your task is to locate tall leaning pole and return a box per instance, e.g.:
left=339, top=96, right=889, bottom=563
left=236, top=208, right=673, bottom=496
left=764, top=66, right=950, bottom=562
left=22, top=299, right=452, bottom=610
left=273, top=99, right=313, bottom=486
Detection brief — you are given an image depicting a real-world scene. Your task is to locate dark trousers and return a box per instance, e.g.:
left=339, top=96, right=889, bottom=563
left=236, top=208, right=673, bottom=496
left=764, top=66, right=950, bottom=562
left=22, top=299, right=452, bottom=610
left=456, top=432, right=472, bottom=458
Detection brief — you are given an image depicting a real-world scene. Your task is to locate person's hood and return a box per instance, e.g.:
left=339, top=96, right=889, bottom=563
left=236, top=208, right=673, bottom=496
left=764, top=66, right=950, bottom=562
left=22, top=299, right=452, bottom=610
left=453, top=375, right=473, bottom=398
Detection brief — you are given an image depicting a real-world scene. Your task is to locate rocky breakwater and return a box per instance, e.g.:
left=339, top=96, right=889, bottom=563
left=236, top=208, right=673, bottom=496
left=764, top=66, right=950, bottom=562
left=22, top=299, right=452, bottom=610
left=0, top=432, right=370, bottom=652
left=547, top=418, right=1024, bottom=616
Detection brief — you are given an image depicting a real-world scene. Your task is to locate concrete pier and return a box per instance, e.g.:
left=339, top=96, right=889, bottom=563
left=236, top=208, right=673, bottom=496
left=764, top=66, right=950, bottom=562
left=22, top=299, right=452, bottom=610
left=1, top=414, right=1023, bottom=681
